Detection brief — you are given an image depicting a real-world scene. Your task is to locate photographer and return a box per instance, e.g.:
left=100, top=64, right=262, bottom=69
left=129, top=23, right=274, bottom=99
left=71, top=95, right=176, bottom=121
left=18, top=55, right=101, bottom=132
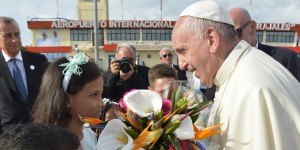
left=102, top=43, right=149, bottom=102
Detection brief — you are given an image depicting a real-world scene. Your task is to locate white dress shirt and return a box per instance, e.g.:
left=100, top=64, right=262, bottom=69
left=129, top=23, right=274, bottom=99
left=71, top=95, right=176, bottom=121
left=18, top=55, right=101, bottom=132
left=2, top=51, right=28, bottom=93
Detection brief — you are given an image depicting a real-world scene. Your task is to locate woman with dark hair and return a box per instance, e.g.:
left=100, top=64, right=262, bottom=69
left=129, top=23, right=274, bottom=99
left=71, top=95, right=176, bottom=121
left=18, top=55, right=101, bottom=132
left=32, top=53, right=104, bottom=150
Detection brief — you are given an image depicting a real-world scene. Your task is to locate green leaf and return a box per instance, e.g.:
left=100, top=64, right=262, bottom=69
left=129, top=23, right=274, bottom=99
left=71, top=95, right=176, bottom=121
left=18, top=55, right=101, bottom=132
left=176, top=98, right=188, bottom=114
left=170, top=82, right=183, bottom=112
left=124, top=128, right=139, bottom=139
left=168, top=134, right=183, bottom=150
left=151, top=118, right=163, bottom=131
left=165, top=120, right=181, bottom=135
left=190, top=101, right=213, bottom=116
left=170, top=81, right=176, bottom=113
left=155, top=111, right=163, bottom=121
left=190, top=113, right=200, bottom=123
left=139, top=117, right=149, bottom=129
left=174, top=83, right=182, bottom=103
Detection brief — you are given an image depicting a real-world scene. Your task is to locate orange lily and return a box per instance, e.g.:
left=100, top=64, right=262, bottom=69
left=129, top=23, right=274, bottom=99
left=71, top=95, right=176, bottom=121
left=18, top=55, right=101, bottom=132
left=78, top=115, right=104, bottom=125
left=133, top=123, right=163, bottom=150
left=116, top=109, right=141, bottom=130
left=127, top=109, right=141, bottom=129
left=117, top=109, right=129, bottom=121
left=163, top=108, right=178, bottom=123
left=194, top=123, right=223, bottom=140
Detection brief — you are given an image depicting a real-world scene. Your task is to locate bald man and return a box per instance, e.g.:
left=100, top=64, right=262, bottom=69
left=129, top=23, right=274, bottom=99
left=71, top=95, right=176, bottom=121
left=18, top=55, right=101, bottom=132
left=229, top=7, right=300, bottom=81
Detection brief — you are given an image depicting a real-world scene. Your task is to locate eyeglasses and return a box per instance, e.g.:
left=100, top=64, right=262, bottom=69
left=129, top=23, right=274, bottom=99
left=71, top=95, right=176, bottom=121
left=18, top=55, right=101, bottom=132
left=236, top=20, right=251, bottom=38
left=162, top=54, right=172, bottom=58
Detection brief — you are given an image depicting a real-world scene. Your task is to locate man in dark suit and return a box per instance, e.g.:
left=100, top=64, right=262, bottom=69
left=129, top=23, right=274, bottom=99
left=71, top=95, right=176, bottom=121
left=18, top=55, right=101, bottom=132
left=229, top=7, right=300, bottom=81
left=159, top=47, right=188, bottom=80
left=0, top=16, right=48, bottom=134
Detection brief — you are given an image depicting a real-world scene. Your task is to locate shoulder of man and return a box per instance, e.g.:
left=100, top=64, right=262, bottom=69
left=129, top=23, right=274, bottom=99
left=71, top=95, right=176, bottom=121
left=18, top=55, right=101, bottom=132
left=258, top=42, right=296, bottom=56
left=21, top=51, right=48, bottom=72
left=273, top=46, right=297, bottom=56
left=135, top=65, right=150, bottom=85
left=21, top=50, right=47, bottom=61
left=173, top=64, right=186, bottom=73
left=136, top=65, right=150, bottom=72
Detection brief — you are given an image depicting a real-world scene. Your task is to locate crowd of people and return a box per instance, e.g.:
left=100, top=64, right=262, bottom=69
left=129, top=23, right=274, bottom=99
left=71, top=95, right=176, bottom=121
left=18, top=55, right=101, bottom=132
left=0, top=0, right=300, bottom=149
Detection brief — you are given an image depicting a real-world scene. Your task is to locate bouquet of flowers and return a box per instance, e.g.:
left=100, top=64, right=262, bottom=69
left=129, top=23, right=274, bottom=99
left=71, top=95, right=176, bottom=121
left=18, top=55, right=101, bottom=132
left=80, top=80, right=222, bottom=150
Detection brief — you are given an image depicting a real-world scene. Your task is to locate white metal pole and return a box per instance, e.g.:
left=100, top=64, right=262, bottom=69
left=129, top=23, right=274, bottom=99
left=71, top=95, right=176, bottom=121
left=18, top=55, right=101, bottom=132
left=94, top=0, right=100, bottom=66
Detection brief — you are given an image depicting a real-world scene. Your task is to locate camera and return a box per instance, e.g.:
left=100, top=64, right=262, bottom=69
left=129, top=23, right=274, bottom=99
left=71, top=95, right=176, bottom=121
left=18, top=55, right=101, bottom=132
left=117, top=57, right=133, bottom=73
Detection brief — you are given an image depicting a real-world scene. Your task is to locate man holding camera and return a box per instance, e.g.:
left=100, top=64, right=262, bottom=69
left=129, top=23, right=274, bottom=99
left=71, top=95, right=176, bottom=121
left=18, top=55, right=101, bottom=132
left=102, top=43, right=149, bottom=102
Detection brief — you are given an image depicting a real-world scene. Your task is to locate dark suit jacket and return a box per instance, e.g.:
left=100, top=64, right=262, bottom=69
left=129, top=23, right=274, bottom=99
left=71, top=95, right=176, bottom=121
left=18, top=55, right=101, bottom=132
left=0, top=51, right=48, bottom=134
left=173, top=64, right=188, bottom=80
left=258, top=42, right=300, bottom=81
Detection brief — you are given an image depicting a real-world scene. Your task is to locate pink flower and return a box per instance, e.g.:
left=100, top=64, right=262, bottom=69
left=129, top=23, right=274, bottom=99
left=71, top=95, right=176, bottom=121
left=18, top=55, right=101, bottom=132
left=167, top=140, right=187, bottom=150
left=168, top=144, right=176, bottom=150
left=180, top=140, right=187, bottom=150
left=162, top=99, right=171, bottom=116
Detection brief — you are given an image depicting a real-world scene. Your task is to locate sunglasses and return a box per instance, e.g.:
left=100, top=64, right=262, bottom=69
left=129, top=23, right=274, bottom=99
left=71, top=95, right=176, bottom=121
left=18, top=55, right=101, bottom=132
left=236, top=20, right=251, bottom=38
left=162, top=54, right=172, bottom=58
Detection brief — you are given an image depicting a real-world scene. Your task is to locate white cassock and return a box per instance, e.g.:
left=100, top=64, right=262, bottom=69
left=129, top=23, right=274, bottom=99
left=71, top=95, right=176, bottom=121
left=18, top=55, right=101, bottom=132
left=207, top=40, right=300, bottom=150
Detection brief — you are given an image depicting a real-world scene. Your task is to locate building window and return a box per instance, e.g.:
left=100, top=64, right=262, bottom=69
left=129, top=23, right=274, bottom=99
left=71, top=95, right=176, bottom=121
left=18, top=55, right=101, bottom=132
left=41, top=52, right=67, bottom=62
left=108, top=55, right=115, bottom=68
left=255, top=31, right=263, bottom=42
left=70, top=29, right=92, bottom=41
left=70, top=29, right=104, bottom=45
left=80, top=0, right=100, bottom=2
left=142, top=29, right=172, bottom=41
left=107, top=29, right=140, bottom=41
left=93, top=29, right=104, bottom=46
left=266, top=31, right=295, bottom=43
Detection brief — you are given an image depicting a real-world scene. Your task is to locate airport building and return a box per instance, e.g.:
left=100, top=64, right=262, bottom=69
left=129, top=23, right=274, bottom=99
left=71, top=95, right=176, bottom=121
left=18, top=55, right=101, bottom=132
left=26, top=0, right=300, bottom=69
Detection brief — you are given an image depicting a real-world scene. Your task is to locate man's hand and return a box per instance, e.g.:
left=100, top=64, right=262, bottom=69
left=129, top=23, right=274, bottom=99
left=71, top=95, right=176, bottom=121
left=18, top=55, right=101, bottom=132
left=110, top=59, right=120, bottom=75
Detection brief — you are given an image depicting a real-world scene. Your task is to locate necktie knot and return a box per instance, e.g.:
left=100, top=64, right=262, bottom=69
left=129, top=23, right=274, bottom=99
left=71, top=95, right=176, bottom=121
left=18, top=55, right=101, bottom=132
left=11, top=58, right=18, bottom=68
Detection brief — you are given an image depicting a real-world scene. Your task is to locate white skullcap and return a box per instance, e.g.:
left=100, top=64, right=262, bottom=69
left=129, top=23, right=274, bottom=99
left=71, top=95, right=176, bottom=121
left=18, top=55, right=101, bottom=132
left=180, top=0, right=234, bottom=26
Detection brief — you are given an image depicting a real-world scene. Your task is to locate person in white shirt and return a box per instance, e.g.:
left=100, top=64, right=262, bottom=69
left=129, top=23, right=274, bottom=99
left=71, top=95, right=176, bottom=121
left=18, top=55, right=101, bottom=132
left=172, top=0, right=300, bottom=149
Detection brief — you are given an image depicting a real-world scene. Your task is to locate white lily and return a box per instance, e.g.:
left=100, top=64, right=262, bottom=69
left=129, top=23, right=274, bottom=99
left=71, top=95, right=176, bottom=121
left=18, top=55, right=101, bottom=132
left=124, top=90, right=162, bottom=118
left=96, top=119, right=133, bottom=150
left=171, top=114, right=195, bottom=140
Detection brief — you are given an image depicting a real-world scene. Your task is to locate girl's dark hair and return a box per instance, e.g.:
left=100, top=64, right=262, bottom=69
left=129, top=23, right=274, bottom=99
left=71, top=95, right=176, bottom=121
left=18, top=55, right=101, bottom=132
left=32, top=57, right=103, bottom=127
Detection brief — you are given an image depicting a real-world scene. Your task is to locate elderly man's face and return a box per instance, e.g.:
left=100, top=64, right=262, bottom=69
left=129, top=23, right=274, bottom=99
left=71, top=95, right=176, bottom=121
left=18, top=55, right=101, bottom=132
left=160, top=50, right=173, bottom=65
left=115, top=47, right=136, bottom=66
left=0, top=22, right=22, bottom=57
left=172, top=17, right=214, bottom=87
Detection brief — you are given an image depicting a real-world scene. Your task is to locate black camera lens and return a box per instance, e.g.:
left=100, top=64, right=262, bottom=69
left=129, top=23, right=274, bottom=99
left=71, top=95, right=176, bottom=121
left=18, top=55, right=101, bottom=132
left=120, top=63, right=131, bottom=73
left=118, top=58, right=132, bottom=73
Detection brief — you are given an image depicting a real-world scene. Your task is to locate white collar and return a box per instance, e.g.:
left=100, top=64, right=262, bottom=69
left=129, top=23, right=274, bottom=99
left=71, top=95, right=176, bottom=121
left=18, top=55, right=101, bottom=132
left=255, top=40, right=258, bottom=48
left=2, top=51, right=23, bottom=62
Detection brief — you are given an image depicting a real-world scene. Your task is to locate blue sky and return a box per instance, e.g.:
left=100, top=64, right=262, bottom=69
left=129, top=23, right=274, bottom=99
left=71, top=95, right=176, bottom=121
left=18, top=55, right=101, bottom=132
left=0, top=0, right=299, bottom=45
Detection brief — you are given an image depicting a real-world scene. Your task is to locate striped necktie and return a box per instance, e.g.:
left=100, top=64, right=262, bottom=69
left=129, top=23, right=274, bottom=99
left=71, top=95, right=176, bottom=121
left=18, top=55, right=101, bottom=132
left=11, top=58, right=27, bottom=103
